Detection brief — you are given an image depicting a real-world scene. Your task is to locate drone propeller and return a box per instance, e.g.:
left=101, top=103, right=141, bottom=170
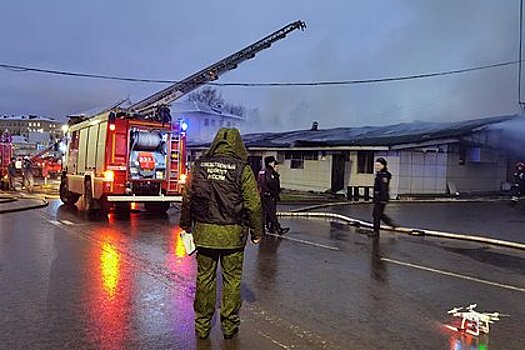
left=448, top=307, right=463, bottom=314
left=467, top=303, right=478, bottom=310
left=484, top=312, right=510, bottom=318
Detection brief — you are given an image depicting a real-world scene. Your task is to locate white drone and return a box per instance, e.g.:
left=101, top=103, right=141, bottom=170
left=446, top=303, right=508, bottom=336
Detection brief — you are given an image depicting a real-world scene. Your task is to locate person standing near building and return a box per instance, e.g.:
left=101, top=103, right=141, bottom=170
left=7, top=157, right=17, bottom=191
left=511, top=161, right=525, bottom=205
left=22, top=156, right=34, bottom=194
left=372, top=157, right=396, bottom=236
left=257, top=156, right=289, bottom=235
left=179, top=128, right=263, bottom=340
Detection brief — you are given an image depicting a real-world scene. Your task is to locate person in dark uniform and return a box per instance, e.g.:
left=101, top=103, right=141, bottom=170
left=372, top=157, right=396, bottom=236
left=511, top=161, right=525, bottom=205
left=7, top=157, right=17, bottom=191
left=257, top=156, right=289, bottom=235
left=179, top=128, right=263, bottom=341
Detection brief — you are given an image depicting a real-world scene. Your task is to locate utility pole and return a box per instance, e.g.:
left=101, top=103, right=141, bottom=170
left=518, top=0, right=525, bottom=114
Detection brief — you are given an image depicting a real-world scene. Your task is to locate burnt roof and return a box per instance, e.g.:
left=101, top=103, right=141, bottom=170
left=189, top=114, right=521, bottom=149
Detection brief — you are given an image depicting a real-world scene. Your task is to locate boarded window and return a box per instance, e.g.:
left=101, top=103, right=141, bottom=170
left=357, top=151, right=374, bottom=174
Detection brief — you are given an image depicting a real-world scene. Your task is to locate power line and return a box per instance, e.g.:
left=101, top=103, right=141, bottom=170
left=0, top=60, right=518, bottom=87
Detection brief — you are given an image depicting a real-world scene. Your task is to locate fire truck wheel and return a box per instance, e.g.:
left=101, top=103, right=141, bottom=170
left=98, top=195, right=112, bottom=216
left=115, top=203, right=130, bottom=217
left=144, top=202, right=171, bottom=213
left=59, top=180, right=80, bottom=206
left=84, top=180, right=95, bottom=213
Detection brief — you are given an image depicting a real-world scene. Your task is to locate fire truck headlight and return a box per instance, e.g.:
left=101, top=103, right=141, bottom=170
left=179, top=173, right=187, bottom=184
left=130, top=167, right=138, bottom=175
left=155, top=171, right=164, bottom=179
left=103, top=170, right=115, bottom=182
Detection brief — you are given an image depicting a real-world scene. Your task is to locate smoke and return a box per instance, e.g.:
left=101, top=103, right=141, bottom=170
left=250, top=0, right=521, bottom=131
left=486, top=114, right=525, bottom=157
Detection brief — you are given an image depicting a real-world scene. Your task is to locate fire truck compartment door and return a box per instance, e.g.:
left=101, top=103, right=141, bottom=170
left=106, top=195, right=182, bottom=202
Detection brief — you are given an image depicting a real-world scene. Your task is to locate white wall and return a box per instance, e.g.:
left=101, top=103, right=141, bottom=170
left=277, top=157, right=331, bottom=192
left=397, top=149, right=448, bottom=195
left=446, top=150, right=507, bottom=192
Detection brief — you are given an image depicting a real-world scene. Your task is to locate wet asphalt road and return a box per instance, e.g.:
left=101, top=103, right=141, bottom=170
left=0, top=200, right=524, bottom=349
left=305, top=201, right=525, bottom=244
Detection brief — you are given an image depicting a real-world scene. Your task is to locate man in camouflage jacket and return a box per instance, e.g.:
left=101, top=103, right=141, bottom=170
left=180, top=128, right=263, bottom=340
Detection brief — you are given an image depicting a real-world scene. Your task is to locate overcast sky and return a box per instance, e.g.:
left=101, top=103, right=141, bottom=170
left=0, top=0, right=522, bottom=131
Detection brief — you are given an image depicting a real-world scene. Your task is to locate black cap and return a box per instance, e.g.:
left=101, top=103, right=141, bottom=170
left=375, top=157, right=387, bottom=167
left=264, top=156, right=278, bottom=166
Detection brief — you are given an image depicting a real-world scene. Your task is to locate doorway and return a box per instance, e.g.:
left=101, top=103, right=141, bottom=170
left=331, top=153, right=346, bottom=192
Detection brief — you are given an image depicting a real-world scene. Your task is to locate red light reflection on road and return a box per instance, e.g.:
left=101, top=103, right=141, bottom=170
left=86, top=227, right=131, bottom=349
left=445, top=324, right=489, bottom=350
left=166, top=227, right=196, bottom=277
left=165, top=227, right=196, bottom=339
left=100, top=240, right=120, bottom=299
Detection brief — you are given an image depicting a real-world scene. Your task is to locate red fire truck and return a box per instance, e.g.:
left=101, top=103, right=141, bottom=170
left=0, top=133, right=13, bottom=190
left=59, top=21, right=305, bottom=214
left=30, top=142, right=63, bottom=179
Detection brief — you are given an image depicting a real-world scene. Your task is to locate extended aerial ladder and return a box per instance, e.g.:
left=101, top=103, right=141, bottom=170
left=128, top=20, right=306, bottom=192
left=129, top=20, right=306, bottom=117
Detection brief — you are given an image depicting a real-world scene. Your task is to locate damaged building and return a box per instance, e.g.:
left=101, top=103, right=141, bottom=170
left=188, top=114, right=524, bottom=198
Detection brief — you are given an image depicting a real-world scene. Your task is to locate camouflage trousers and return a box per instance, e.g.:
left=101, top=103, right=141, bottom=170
left=194, top=248, right=244, bottom=337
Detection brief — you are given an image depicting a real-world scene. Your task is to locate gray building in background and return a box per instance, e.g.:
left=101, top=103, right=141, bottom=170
left=0, top=115, right=62, bottom=139
left=189, top=115, right=523, bottom=198
left=171, top=101, right=245, bottom=143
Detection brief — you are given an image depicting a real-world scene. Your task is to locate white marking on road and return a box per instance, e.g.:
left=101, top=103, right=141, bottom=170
left=266, top=233, right=340, bottom=251
left=257, top=331, right=291, bottom=349
left=48, top=220, right=61, bottom=227
left=60, top=220, right=75, bottom=226
left=382, top=257, right=525, bottom=293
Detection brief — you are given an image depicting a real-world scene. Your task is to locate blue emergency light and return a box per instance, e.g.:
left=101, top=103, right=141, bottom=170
left=180, top=120, right=188, bottom=132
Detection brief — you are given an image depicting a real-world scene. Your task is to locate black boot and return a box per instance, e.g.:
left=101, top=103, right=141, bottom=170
left=277, top=227, right=289, bottom=235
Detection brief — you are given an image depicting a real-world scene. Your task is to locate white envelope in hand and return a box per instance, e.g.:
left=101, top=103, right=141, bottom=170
left=180, top=230, right=196, bottom=255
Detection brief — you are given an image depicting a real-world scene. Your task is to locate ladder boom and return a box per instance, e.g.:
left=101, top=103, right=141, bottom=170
left=130, top=20, right=306, bottom=115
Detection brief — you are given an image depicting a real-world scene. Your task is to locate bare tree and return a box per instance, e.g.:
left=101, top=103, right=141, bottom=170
left=188, top=87, right=225, bottom=109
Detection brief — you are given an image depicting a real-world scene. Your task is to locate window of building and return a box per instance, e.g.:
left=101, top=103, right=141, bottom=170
left=204, top=118, right=209, bottom=126
left=304, top=151, right=319, bottom=160
left=357, top=151, right=374, bottom=174
left=283, top=151, right=319, bottom=169
left=290, top=159, right=304, bottom=169
left=211, top=119, right=216, bottom=127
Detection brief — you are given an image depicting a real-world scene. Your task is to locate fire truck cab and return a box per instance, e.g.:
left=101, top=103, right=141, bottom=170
left=60, top=110, right=187, bottom=214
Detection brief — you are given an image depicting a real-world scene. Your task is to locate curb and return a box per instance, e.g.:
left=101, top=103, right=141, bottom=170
left=0, top=197, right=18, bottom=204
left=277, top=211, right=525, bottom=251
left=0, top=196, right=49, bottom=214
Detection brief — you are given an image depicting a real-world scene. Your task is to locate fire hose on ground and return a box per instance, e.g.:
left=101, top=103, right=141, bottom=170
left=277, top=210, right=525, bottom=251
